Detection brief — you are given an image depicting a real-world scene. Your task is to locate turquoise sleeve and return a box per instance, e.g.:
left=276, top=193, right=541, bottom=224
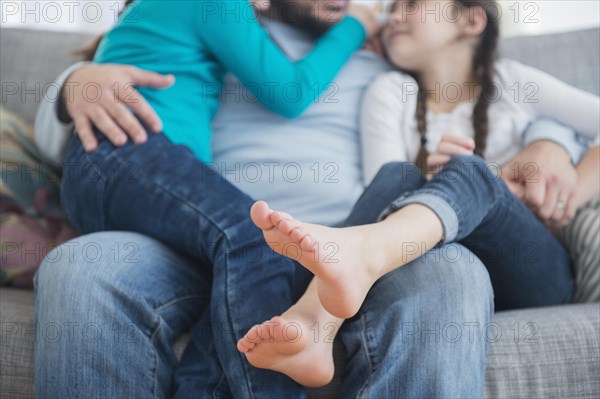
left=196, top=1, right=366, bottom=118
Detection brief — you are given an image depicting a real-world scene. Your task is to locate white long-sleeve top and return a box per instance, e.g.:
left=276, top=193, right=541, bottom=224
left=360, top=58, right=600, bottom=185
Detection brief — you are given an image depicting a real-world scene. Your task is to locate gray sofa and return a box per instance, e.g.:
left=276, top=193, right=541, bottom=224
left=1, top=27, right=599, bottom=398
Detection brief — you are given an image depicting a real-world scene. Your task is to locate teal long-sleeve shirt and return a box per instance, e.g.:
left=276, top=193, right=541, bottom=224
left=94, top=0, right=366, bottom=161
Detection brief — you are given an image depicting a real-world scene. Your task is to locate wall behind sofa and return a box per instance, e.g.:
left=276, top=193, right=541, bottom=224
left=1, top=1, right=599, bottom=37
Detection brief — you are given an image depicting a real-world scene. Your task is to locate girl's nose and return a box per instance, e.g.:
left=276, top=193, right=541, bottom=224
left=388, top=10, right=404, bottom=27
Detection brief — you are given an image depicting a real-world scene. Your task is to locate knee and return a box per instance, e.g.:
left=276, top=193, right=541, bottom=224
left=366, top=244, right=494, bottom=321
left=34, top=232, right=136, bottom=307
left=432, top=244, right=494, bottom=314
left=442, top=155, right=504, bottom=191
left=446, top=155, right=497, bottom=179
left=375, top=161, right=425, bottom=189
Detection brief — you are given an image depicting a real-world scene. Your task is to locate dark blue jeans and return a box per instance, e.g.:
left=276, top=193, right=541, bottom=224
left=379, top=156, right=574, bottom=311
left=56, top=131, right=493, bottom=398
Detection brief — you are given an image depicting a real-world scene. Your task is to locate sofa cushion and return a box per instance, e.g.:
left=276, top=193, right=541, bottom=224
left=0, top=288, right=35, bottom=399
left=2, top=288, right=598, bottom=399
left=500, top=27, right=600, bottom=96
left=0, top=29, right=93, bottom=124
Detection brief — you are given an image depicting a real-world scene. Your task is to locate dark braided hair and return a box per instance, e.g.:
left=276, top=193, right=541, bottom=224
left=414, top=0, right=500, bottom=172
left=75, top=0, right=136, bottom=61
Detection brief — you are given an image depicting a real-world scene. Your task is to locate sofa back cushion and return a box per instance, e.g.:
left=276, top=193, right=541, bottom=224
left=1, top=27, right=599, bottom=124
left=0, top=28, right=93, bottom=123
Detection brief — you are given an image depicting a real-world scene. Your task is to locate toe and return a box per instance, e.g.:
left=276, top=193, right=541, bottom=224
left=290, top=227, right=306, bottom=243
left=278, top=218, right=299, bottom=235
left=244, top=324, right=265, bottom=345
left=237, top=338, right=253, bottom=352
left=251, top=201, right=274, bottom=230
left=299, top=234, right=315, bottom=252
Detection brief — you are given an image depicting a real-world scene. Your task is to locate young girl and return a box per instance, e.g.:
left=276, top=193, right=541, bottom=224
left=237, top=0, right=600, bottom=386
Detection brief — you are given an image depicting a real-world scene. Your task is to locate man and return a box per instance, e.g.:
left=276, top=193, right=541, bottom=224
left=34, top=0, right=587, bottom=397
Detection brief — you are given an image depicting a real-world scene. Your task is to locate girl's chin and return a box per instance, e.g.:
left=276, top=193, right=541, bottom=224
left=388, top=54, right=414, bottom=70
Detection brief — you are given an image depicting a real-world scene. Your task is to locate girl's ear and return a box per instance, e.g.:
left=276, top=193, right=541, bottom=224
left=463, top=6, right=488, bottom=37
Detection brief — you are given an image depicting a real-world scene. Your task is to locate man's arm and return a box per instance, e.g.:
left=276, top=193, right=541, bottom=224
left=34, top=63, right=174, bottom=163
left=522, top=118, right=590, bottom=165
left=34, top=62, right=89, bottom=164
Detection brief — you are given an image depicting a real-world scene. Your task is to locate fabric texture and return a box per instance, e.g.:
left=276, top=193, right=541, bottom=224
left=555, top=195, right=600, bottom=303
left=2, top=288, right=598, bottom=399
left=0, top=108, right=78, bottom=287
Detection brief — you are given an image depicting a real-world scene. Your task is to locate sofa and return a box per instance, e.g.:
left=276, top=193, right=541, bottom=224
left=1, top=27, right=599, bottom=398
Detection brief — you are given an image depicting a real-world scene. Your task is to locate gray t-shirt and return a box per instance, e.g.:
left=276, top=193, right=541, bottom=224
left=212, top=20, right=390, bottom=225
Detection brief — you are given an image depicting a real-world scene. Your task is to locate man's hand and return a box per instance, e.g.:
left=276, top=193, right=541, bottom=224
left=501, top=140, right=578, bottom=229
left=426, top=134, right=475, bottom=179
left=60, top=64, right=175, bottom=152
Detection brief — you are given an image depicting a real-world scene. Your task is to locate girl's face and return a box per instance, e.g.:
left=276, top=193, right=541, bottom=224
left=382, top=0, right=477, bottom=72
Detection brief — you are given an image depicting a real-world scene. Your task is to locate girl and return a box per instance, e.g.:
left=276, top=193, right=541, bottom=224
left=237, top=0, right=600, bottom=385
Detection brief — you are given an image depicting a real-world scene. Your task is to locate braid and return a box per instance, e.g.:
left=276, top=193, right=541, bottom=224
left=414, top=79, right=429, bottom=172
left=471, top=6, right=499, bottom=158
left=412, top=1, right=499, bottom=172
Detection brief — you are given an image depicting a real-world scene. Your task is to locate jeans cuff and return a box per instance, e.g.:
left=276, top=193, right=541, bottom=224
left=377, top=193, right=459, bottom=243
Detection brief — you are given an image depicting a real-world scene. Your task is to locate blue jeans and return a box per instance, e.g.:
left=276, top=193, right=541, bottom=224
left=379, top=156, right=574, bottom=311
left=36, top=133, right=494, bottom=397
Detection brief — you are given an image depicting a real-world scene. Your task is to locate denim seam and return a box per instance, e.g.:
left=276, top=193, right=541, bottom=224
left=145, top=312, right=161, bottom=399
left=82, top=150, right=108, bottom=230
left=219, top=250, right=257, bottom=398
left=356, top=311, right=376, bottom=398
left=154, top=294, right=210, bottom=314
left=213, top=372, right=228, bottom=399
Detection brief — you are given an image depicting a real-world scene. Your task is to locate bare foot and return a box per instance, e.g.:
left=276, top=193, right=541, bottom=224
left=250, top=201, right=385, bottom=318
left=237, top=312, right=336, bottom=387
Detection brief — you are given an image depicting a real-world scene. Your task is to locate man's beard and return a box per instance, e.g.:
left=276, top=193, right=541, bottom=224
left=267, top=0, right=336, bottom=38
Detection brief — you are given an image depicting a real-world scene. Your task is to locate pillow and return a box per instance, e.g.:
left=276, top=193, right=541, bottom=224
left=0, top=107, right=78, bottom=288
left=555, top=195, right=600, bottom=303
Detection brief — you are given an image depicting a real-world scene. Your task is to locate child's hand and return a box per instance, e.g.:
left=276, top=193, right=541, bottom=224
left=426, top=134, right=475, bottom=179
left=347, top=3, right=383, bottom=38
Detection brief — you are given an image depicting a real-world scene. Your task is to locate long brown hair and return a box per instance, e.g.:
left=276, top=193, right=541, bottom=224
left=75, top=0, right=136, bottom=61
left=414, top=0, right=500, bottom=172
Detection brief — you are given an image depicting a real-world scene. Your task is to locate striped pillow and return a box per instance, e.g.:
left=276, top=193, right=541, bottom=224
left=555, top=195, right=600, bottom=303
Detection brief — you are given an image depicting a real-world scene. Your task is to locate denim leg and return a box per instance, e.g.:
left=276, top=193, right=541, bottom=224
left=340, top=244, right=493, bottom=398
left=34, top=232, right=211, bottom=398
left=381, top=155, right=573, bottom=310
left=343, top=162, right=426, bottom=227
left=339, top=163, right=492, bottom=397
left=61, top=131, right=306, bottom=398
left=173, top=308, right=234, bottom=399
